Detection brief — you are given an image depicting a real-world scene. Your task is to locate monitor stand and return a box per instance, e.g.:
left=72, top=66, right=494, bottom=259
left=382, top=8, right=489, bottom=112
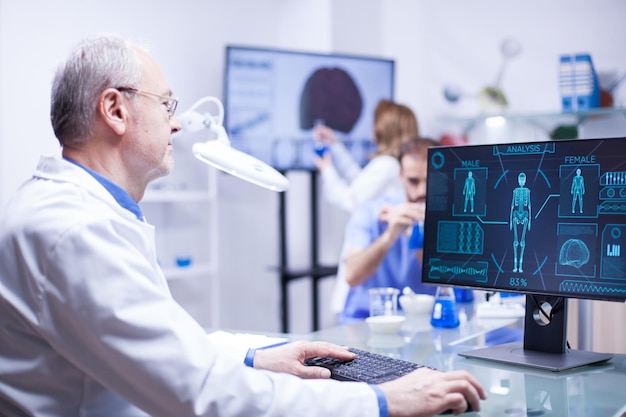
left=460, top=295, right=613, bottom=372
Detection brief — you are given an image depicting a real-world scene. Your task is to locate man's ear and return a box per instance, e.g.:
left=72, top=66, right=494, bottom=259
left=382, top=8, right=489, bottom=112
left=98, top=88, right=128, bottom=135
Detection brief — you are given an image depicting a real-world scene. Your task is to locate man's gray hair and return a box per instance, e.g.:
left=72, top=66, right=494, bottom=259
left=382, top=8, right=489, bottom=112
left=50, top=34, right=144, bottom=146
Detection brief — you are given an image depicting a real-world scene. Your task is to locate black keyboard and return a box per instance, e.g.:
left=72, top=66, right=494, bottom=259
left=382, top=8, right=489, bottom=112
left=305, top=347, right=427, bottom=384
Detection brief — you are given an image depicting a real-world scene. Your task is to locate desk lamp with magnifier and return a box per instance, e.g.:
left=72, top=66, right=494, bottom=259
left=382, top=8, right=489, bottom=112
left=177, top=96, right=289, bottom=192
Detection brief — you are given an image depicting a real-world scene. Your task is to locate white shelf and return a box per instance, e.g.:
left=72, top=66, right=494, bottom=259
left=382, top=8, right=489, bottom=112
left=438, top=107, right=626, bottom=137
left=439, top=107, right=626, bottom=123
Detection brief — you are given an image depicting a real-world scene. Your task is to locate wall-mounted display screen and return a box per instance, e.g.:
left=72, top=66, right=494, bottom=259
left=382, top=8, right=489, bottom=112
left=223, top=46, right=395, bottom=170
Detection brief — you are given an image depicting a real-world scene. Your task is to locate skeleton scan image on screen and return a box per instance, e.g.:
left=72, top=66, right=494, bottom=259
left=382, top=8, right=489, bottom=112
left=422, top=137, right=626, bottom=371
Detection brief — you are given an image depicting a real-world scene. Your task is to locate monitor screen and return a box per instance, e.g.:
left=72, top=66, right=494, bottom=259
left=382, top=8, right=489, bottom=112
left=422, top=137, right=626, bottom=371
left=223, top=46, right=395, bottom=170
left=423, top=137, right=626, bottom=302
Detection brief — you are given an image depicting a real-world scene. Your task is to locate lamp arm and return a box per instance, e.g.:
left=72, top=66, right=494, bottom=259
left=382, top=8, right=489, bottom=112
left=179, top=95, right=290, bottom=192
left=178, top=96, right=226, bottom=135
left=210, top=123, right=231, bottom=146
left=186, top=96, right=224, bottom=125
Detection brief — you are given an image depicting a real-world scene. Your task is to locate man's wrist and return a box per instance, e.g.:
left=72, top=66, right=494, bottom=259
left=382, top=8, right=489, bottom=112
left=369, top=385, right=389, bottom=417
left=380, top=228, right=398, bottom=247
left=243, top=341, right=290, bottom=368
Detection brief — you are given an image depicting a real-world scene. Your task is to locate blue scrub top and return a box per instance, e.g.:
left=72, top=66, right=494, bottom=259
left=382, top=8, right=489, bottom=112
left=339, top=192, right=436, bottom=323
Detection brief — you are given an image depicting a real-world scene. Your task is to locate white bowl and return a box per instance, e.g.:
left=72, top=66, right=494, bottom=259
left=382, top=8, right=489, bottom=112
left=399, top=294, right=435, bottom=316
left=365, top=315, right=406, bottom=334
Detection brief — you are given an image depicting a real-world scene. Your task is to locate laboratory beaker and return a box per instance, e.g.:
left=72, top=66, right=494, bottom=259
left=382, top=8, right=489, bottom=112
left=454, top=288, right=474, bottom=303
left=369, top=287, right=399, bottom=317
left=430, top=286, right=460, bottom=328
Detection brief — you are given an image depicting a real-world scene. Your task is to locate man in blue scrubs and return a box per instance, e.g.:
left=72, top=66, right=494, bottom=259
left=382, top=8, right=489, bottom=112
left=339, top=137, right=438, bottom=323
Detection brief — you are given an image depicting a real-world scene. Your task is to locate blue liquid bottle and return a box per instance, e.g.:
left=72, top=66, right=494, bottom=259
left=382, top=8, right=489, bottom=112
left=454, top=288, right=474, bottom=303
left=313, top=142, right=328, bottom=157
left=313, top=119, right=329, bottom=157
left=430, top=286, right=460, bottom=328
left=408, top=221, right=423, bottom=250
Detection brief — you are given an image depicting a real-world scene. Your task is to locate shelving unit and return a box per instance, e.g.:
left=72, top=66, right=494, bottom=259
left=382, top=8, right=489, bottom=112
left=438, top=107, right=626, bottom=139
left=139, top=156, right=220, bottom=327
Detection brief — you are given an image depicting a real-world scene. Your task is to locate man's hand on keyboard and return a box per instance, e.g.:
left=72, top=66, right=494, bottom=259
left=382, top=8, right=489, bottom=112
left=253, top=341, right=355, bottom=379
left=379, top=367, right=487, bottom=416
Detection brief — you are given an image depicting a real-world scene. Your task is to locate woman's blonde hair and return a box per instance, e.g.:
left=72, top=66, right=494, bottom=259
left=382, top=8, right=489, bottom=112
left=372, top=99, right=419, bottom=157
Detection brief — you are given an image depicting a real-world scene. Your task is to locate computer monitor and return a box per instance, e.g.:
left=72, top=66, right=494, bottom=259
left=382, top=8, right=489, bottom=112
left=422, top=137, right=626, bottom=371
left=223, top=45, right=395, bottom=170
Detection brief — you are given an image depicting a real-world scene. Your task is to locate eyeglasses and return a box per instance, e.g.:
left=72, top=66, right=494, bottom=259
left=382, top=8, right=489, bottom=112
left=117, top=87, right=179, bottom=117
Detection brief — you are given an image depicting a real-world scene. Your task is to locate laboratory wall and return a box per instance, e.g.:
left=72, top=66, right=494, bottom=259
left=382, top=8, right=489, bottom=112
left=1, top=1, right=626, bottom=348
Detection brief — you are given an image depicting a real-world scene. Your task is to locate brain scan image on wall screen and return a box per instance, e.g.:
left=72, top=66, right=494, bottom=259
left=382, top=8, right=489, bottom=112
left=224, top=46, right=394, bottom=170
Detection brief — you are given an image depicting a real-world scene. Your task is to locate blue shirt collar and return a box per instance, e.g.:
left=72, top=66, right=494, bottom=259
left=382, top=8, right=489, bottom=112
left=64, top=157, right=144, bottom=221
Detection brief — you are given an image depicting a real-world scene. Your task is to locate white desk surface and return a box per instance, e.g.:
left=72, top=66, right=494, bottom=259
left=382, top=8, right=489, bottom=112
left=216, top=301, right=625, bottom=416
left=298, top=313, right=626, bottom=417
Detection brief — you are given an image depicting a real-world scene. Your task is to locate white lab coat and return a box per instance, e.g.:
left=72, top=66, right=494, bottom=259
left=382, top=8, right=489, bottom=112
left=320, top=142, right=403, bottom=213
left=0, top=155, right=379, bottom=417
left=320, top=143, right=404, bottom=316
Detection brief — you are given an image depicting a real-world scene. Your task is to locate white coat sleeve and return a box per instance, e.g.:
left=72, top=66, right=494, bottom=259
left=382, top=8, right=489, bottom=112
left=321, top=155, right=400, bottom=212
left=35, top=217, right=381, bottom=417
left=329, top=141, right=363, bottom=183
